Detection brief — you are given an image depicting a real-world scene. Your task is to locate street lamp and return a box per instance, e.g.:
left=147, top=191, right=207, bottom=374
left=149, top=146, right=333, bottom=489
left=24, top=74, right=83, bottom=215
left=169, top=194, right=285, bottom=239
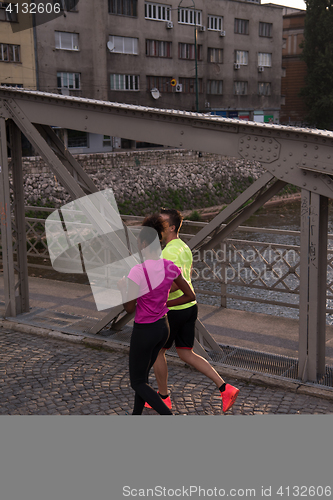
left=178, top=0, right=199, bottom=112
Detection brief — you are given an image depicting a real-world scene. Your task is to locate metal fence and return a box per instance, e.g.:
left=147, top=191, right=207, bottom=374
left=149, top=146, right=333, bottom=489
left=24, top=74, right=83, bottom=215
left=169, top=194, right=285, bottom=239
left=2, top=206, right=333, bottom=319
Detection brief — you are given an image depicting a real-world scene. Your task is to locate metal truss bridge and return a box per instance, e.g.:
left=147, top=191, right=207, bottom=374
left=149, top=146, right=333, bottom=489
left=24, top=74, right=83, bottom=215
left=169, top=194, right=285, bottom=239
left=1, top=86, right=333, bottom=383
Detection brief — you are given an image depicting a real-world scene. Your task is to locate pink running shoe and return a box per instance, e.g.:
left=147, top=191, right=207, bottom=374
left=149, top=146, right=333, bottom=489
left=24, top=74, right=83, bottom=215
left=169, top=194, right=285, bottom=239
left=221, top=384, right=239, bottom=412
left=144, top=393, right=172, bottom=410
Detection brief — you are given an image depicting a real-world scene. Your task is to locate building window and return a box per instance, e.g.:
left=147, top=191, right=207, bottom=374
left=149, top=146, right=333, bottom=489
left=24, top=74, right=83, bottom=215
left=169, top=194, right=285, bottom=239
left=145, top=2, right=171, bottom=21
left=259, top=22, right=272, bottom=37
left=258, top=52, right=272, bottom=67
left=258, top=82, right=271, bottom=95
left=0, top=44, right=20, bottom=62
left=207, top=15, right=223, bottom=31
left=147, top=76, right=173, bottom=93
left=207, top=80, right=223, bottom=95
left=108, top=36, right=138, bottom=55
left=235, top=50, right=248, bottom=65
left=57, top=72, right=80, bottom=89
left=208, top=47, right=223, bottom=63
left=178, top=77, right=203, bottom=94
left=146, top=40, right=172, bottom=58
left=178, top=7, right=202, bottom=26
left=67, top=130, right=88, bottom=148
left=103, top=135, right=112, bottom=147
left=179, top=43, right=202, bottom=60
left=110, top=74, right=139, bottom=90
left=234, top=81, right=248, bottom=95
left=57, top=0, right=78, bottom=11
left=234, top=18, right=249, bottom=35
left=55, top=32, right=79, bottom=50
left=0, top=2, right=18, bottom=21
left=109, top=0, right=137, bottom=16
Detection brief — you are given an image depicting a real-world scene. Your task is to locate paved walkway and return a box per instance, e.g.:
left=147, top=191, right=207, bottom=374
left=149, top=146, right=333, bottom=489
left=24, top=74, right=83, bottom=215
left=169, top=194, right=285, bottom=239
left=1, top=323, right=333, bottom=415
left=1, top=275, right=333, bottom=414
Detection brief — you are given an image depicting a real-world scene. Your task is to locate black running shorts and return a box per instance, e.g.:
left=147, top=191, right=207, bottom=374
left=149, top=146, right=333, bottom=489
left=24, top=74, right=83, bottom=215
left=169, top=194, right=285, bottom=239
left=163, top=304, right=198, bottom=350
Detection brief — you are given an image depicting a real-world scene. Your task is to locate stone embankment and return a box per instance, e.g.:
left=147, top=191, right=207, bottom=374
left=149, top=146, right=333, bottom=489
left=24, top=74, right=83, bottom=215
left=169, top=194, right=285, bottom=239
left=18, top=149, right=267, bottom=215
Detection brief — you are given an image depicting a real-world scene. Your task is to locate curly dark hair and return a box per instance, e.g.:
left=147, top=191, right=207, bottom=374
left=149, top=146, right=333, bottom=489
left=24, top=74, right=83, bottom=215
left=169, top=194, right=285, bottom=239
left=160, top=208, right=183, bottom=233
left=139, top=213, right=167, bottom=244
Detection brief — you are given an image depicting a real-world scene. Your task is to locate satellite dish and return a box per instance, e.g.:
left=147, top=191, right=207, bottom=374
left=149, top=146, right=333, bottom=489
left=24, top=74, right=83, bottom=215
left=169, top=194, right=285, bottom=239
left=151, top=88, right=161, bottom=100
left=107, top=41, right=114, bottom=52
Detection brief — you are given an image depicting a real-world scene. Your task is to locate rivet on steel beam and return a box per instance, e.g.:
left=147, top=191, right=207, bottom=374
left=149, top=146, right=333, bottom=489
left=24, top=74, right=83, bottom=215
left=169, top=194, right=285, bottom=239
left=254, top=137, right=258, bottom=141
left=179, top=143, right=183, bottom=146
left=240, top=139, right=244, bottom=143
left=266, top=157, right=270, bottom=161
left=268, top=139, right=272, bottom=144
left=261, top=138, right=265, bottom=142
left=180, top=131, right=184, bottom=135
left=304, top=144, right=307, bottom=148
left=313, top=186, right=317, bottom=190
left=303, top=183, right=307, bottom=187
left=315, top=146, right=318, bottom=150
left=275, top=145, right=279, bottom=149
left=328, top=155, right=331, bottom=159
left=239, top=148, right=243, bottom=152
left=289, top=152, right=293, bottom=156
left=247, top=136, right=251, bottom=140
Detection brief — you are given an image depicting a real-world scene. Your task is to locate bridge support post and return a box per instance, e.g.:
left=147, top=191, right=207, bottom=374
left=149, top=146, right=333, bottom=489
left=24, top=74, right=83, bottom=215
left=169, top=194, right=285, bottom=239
left=9, top=120, right=30, bottom=314
left=299, top=189, right=328, bottom=382
left=0, top=118, right=17, bottom=316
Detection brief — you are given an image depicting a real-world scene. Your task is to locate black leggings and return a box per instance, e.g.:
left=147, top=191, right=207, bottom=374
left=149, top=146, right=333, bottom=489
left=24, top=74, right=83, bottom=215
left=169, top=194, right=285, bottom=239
left=129, top=316, right=172, bottom=415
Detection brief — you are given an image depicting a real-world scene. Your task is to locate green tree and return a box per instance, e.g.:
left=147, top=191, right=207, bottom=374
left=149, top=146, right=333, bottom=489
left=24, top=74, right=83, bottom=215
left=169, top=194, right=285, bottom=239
left=300, top=0, right=333, bottom=129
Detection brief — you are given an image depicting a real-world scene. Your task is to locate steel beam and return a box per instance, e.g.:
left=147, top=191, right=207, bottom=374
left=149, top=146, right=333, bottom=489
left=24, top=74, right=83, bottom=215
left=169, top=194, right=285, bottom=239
left=9, top=121, right=30, bottom=314
left=34, top=124, right=98, bottom=195
left=188, top=171, right=274, bottom=252
left=0, top=118, right=16, bottom=316
left=298, top=190, right=328, bottom=381
left=192, top=177, right=287, bottom=254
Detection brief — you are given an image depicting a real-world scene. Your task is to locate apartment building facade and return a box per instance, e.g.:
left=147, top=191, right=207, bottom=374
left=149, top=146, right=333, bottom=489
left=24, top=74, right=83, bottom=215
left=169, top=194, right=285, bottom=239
left=2, top=0, right=284, bottom=152
left=0, top=2, right=37, bottom=89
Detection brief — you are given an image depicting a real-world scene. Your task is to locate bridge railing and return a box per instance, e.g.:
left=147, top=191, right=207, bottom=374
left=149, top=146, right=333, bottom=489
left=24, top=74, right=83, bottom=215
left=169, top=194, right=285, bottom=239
left=1, top=206, right=333, bottom=319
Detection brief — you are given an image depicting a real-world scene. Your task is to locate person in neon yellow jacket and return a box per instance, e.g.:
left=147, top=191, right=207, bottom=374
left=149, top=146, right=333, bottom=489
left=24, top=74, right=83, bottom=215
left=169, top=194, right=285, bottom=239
left=146, top=208, right=239, bottom=413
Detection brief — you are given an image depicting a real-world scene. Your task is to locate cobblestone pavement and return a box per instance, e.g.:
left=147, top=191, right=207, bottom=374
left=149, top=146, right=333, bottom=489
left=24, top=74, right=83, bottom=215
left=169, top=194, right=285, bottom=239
left=1, top=327, right=333, bottom=415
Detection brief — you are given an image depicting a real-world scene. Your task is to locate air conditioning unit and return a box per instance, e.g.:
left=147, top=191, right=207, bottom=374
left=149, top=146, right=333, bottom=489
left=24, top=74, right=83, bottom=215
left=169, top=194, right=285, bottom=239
left=199, top=25, right=206, bottom=32
left=175, top=83, right=183, bottom=92
left=166, top=21, right=173, bottom=28
left=220, top=30, right=226, bottom=37
left=258, top=66, right=264, bottom=72
left=234, top=63, right=241, bottom=70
